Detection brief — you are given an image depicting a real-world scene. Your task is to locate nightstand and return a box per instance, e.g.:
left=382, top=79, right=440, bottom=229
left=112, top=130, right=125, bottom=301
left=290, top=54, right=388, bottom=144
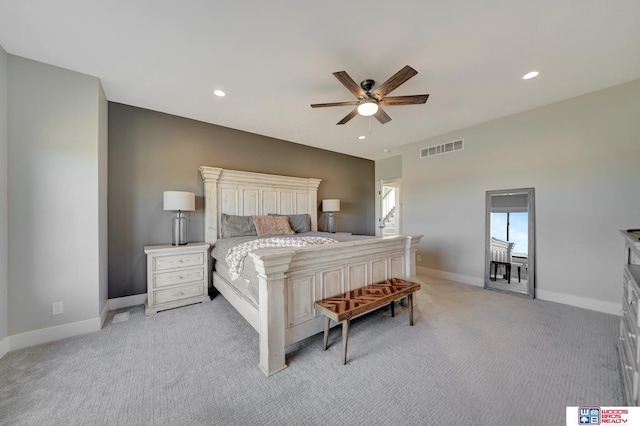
left=144, top=242, right=210, bottom=315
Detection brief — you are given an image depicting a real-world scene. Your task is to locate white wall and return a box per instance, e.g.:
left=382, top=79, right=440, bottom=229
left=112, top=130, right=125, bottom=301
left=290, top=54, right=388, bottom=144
left=0, top=44, right=8, bottom=356
left=400, top=79, right=640, bottom=314
left=7, top=56, right=107, bottom=345
left=98, top=83, right=108, bottom=322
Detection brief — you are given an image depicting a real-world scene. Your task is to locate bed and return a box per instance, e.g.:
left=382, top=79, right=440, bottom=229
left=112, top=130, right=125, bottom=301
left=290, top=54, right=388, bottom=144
left=199, top=166, right=422, bottom=375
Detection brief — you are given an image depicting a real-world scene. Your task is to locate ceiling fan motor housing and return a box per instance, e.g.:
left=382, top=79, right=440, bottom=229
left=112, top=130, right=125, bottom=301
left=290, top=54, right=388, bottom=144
left=360, top=79, right=375, bottom=94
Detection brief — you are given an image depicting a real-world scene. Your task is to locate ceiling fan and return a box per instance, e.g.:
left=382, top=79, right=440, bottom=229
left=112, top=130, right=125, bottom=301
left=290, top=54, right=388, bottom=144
left=310, top=65, right=429, bottom=125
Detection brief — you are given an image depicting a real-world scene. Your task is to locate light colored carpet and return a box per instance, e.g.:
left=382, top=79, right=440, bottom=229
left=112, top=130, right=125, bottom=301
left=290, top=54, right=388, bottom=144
left=0, top=275, right=624, bottom=425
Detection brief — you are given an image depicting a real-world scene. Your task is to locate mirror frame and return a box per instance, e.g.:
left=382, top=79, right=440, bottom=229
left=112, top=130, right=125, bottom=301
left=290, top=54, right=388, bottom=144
left=484, top=187, right=535, bottom=298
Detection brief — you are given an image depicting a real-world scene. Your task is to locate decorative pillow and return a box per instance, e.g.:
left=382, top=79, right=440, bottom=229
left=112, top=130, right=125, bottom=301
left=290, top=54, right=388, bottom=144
left=220, top=214, right=257, bottom=238
left=252, top=215, right=295, bottom=236
left=268, top=213, right=311, bottom=233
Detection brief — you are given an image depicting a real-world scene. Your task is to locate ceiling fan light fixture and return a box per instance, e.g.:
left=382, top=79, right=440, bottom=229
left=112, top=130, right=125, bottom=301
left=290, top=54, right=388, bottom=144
left=357, top=100, right=379, bottom=117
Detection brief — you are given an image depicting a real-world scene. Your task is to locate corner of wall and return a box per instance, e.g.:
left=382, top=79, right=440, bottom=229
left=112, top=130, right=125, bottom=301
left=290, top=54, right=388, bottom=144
left=0, top=43, right=9, bottom=351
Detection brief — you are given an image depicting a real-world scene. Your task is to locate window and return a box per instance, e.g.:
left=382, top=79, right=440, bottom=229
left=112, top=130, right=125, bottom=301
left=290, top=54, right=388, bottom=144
left=491, top=212, right=528, bottom=255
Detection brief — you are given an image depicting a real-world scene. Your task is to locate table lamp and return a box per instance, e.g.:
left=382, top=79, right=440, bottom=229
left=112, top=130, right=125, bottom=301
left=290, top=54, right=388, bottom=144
left=163, top=191, right=195, bottom=245
left=322, top=199, right=340, bottom=233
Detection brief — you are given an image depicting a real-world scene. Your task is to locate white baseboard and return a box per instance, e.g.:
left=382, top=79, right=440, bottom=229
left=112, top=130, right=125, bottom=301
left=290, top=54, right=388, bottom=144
left=100, top=300, right=110, bottom=327
left=417, top=266, right=484, bottom=287
left=0, top=294, right=148, bottom=358
left=8, top=317, right=102, bottom=352
left=108, top=293, right=147, bottom=311
left=417, top=266, right=622, bottom=316
left=536, top=288, right=622, bottom=316
left=0, top=336, right=9, bottom=359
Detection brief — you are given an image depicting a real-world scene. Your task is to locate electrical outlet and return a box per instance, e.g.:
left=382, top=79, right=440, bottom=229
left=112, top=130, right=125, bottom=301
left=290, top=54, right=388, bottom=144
left=417, top=254, right=422, bottom=262
left=52, top=301, right=63, bottom=315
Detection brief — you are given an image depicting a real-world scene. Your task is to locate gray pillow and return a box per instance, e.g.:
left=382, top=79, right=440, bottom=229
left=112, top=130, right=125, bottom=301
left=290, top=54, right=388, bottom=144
left=220, top=214, right=257, bottom=238
left=268, top=213, right=311, bottom=233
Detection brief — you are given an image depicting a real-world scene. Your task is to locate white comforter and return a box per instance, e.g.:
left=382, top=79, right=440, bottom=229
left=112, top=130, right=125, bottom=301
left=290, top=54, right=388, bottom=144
left=226, top=236, right=338, bottom=280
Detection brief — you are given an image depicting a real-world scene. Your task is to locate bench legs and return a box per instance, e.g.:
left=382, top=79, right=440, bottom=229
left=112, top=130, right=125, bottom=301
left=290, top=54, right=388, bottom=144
left=342, top=319, right=350, bottom=365
left=409, top=293, right=414, bottom=326
left=323, top=316, right=330, bottom=351
left=321, top=296, right=416, bottom=365
left=322, top=317, right=351, bottom=365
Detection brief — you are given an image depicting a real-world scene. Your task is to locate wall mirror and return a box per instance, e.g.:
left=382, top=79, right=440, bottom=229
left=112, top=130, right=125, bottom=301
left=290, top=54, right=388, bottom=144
left=485, top=188, right=535, bottom=298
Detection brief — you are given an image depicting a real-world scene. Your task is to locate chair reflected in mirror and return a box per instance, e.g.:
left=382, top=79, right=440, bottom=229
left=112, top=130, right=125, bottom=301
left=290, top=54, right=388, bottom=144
left=490, top=237, right=514, bottom=283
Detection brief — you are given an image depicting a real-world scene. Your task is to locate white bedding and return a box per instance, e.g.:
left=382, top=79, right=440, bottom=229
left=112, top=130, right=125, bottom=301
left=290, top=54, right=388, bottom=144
left=226, top=235, right=338, bottom=280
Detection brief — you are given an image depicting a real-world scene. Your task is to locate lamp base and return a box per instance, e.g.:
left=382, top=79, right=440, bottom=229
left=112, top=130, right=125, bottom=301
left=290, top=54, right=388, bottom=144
left=325, top=212, right=336, bottom=233
left=172, top=213, right=188, bottom=245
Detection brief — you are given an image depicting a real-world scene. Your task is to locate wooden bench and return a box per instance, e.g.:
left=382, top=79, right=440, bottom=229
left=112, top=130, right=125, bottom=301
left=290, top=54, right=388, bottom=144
left=314, top=278, right=421, bottom=365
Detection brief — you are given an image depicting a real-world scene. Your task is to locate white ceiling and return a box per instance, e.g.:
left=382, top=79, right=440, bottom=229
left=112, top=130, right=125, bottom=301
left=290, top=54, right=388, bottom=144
left=1, top=1, right=639, bottom=160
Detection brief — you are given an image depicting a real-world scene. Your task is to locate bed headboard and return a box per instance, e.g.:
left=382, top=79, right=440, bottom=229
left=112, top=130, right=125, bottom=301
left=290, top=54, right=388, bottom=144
left=199, top=166, right=322, bottom=245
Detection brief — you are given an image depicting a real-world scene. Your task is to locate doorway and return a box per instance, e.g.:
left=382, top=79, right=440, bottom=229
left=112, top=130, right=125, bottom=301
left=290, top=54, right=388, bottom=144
left=380, top=179, right=401, bottom=237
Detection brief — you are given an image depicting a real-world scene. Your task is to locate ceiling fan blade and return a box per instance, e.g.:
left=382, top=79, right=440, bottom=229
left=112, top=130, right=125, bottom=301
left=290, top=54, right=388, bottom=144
left=310, top=101, right=359, bottom=108
left=371, top=65, right=418, bottom=99
left=374, top=107, right=392, bottom=124
left=337, top=108, right=359, bottom=125
left=333, top=71, right=366, bottom=99
left=379, top=94, right=430, bottom=106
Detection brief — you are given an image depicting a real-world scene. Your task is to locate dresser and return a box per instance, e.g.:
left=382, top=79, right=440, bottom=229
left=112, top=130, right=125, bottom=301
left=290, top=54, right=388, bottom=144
left=619, top=230, right=640, bottom=405
left=144, top=242, right=210, bottom=315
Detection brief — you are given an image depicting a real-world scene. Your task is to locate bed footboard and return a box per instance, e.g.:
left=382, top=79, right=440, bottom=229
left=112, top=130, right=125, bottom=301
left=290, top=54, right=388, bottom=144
left=250, top=234, right=421, bottom=376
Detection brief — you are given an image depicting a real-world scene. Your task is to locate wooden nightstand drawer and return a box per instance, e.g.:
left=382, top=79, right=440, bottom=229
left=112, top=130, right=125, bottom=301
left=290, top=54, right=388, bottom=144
left=153, top=252, right=204, bottom=271
left=144, top=243, right=210, bottom=315
left=153, top=267, right=204, bottom=289
left=152, top=282, right=205, bottom=306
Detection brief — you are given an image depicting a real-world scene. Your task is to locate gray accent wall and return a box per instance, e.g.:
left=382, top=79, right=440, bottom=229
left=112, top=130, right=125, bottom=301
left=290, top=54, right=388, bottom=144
left=399, top=78, right=640, bottom=313
left=7, top=56, right=108, bottom=336
left=0, top=44, right=8, bottom=349
left=108, top=103, right=375, bottom=298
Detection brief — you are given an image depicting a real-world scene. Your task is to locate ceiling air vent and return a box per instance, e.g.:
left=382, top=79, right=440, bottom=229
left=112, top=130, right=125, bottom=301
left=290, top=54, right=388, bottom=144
left=420, top=139, right=464, bottom=158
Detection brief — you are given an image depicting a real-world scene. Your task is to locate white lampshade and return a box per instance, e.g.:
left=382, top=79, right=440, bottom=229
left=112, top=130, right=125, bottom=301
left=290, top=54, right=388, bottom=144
left=163, top=191, right=195, bottom=211
left=322, top=199, right=340, bottom=212
left=357, top=100, right=379, bottom=117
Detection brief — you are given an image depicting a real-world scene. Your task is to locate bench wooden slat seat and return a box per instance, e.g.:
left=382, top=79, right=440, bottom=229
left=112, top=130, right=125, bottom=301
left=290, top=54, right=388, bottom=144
left=314, top=278, right=421, bottom=365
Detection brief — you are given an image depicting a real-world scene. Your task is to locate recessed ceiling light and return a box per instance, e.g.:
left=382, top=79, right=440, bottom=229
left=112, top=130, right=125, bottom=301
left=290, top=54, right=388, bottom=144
left=358, top=135, right=366, bottom=140
left=213, top=90, right=226, bottom=97
left=383, top=149, right=391, bottom=153
left=522, top=71, right=539, bottom=80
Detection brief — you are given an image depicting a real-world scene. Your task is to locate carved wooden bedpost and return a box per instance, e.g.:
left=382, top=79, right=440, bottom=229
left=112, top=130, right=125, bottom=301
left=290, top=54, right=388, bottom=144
left=307, top=179, right=321, bottom=231
left=198, top=166, right=222, bottom=246
left=405, top=235, right=421, bottom=280
left=251, top=248, right=296, bottom=376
